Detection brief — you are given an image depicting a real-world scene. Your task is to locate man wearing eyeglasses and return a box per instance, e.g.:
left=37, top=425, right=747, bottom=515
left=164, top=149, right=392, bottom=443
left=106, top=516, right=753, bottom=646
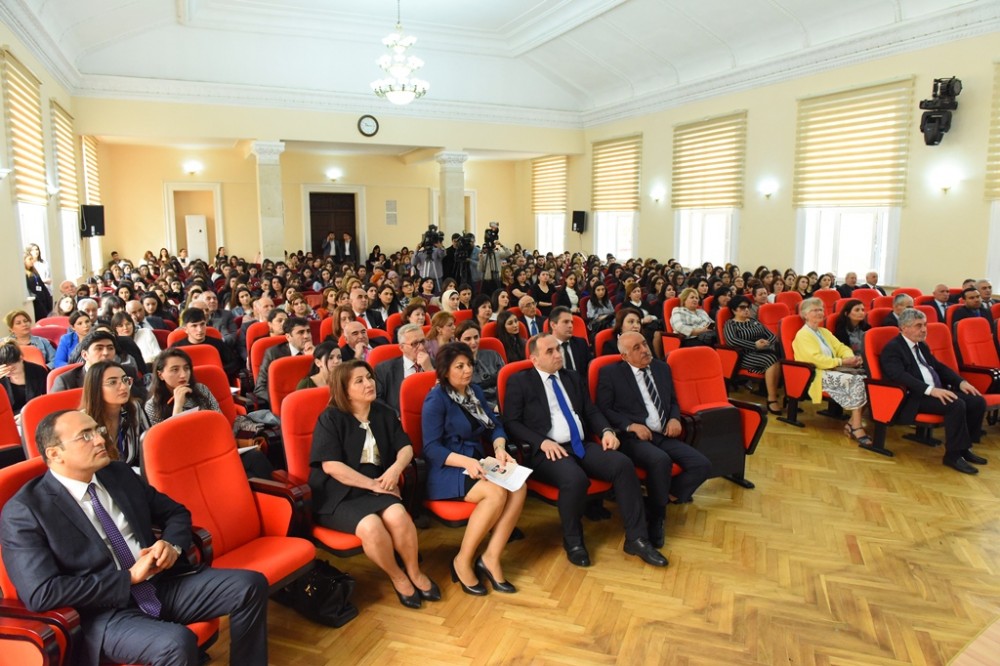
left=51, top=330, right=145, bottom=400
left=253, top=316, right=315, bottom=408
left=1, top=409, right=269, bottom=666
left=375, top=323, right=433, bottom=415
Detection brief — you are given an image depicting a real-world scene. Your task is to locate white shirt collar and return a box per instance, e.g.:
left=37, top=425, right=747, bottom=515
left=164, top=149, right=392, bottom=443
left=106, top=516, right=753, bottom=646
left=49, top=469, right=97, bottom=502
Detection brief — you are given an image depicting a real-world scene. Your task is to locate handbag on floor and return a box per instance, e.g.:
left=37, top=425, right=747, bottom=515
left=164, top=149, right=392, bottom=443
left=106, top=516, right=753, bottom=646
left=273, top=559, right=359, bottom=628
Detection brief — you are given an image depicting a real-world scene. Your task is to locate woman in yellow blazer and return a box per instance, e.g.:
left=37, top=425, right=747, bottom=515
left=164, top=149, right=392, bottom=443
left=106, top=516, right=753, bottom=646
left=792, top=297, right=871, bottom=446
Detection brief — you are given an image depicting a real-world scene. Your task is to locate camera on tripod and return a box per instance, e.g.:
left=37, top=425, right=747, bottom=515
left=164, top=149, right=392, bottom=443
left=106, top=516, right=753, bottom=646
left=421, top=225, right=444, bottom=251
left=483, top=222, right=500, bottom=252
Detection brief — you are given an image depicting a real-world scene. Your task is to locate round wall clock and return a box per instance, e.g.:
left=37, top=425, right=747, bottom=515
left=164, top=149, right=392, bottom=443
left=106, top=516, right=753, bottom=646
left=358, top=115, right=379, bottom=137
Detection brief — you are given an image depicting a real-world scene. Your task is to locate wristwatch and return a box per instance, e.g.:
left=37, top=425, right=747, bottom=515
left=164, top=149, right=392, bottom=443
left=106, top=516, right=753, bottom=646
left=168, top=543, right=183, bottom=556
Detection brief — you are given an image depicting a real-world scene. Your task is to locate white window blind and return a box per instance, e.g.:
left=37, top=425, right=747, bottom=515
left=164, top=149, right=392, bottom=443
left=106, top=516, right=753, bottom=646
left=592, top=136, right=641, bottom=212
left=671, top=111, right=746, bottom=209
left=0, top=49, right=47, bottom=206
left=532, top=156, right=567, bottom=213
left=793, top=78, right=913, bottom=207
left=51, top=101, right=79, bottom=211
left=82, top=135, right=102, bottom=205
left=985, top=64, right=1000, bottom=199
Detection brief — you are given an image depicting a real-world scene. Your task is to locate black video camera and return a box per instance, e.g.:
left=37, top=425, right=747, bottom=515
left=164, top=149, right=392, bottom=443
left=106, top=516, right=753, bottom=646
left=420, top=225, right=444, bottom=252
left=483, top=223, right=500, bottom=252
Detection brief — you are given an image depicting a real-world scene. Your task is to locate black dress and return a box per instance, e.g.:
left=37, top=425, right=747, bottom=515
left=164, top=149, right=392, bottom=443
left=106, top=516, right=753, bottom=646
left=308, top=403, right=412, bottom=533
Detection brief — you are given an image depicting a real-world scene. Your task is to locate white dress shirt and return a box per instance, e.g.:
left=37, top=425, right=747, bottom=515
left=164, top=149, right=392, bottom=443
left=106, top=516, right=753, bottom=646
left=535, top=368, right=584, bottom=444
left=630, top=364, right=664, bottom=433
left=905, top=339, right=937, bottom=395
left=49, top=470, right=143, bottom=567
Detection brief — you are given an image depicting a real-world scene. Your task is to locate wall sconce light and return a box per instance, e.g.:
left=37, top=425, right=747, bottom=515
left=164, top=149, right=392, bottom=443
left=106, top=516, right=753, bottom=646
left=932, top=166, right=960, bottom=193
left=182, top=160, right=204, bottom=175
left=0, top=167, right=11, bottom=181
left=325, top=168, right=343, bottom=182
left=758, top=178, right=778, bottom=199
left=650, top=187, right=666, bottom=203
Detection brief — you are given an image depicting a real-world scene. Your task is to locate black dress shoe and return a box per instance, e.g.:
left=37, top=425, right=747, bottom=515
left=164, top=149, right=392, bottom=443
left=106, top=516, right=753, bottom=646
left=450, top=560, right=487, bottom=596
left=475, top=557, right=517, bottom=593
left=963, top=451, right=988, bottom=465
left=507, top=527, right=526, bottom=543
left=624, top=538, right=669, bottom=567
left=415, top=578, right=441, bottom=602
left=565, top=544, right=591, bottom=567
left=647, top=519, right=665, bottom=549
left=393, top=584, right=422, bottom=609
left=944, top=457, right=979, bottom=475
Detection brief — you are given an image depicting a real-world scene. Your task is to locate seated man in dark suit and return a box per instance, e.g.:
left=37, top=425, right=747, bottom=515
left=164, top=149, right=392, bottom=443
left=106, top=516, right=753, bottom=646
left=503, top=332, right=667, bottom=569
left=879, top=308, right=987, bottom=474
left=254, top=316, right=314, bottom=408
left=340, top=320, right=388, bottom=362
left=518, top=295, right=545, bottom=337
left=596, top=332, right=712, bottom=547
left=375, top=323, right=433, bottom=415
left=200, top=290, right=237, bottom=343
left=929, top=283, right=950, bottom=322
left=51, top=330, right=145, bottom=401
left=0, top=409, right=268, bottom=666
left=881, top=293, right=913, bottom=328
left=863, top=271, right=887, bottom=296
left=235, top=295, right=275, bottom=365
left=952, top=287, right=994, bottom=326
left=837, top=272, right=858, bottom=299
left=547, top=306, right=590, bottom=384
left=127, top=299, right=166, bottom=331
left=976, top=279, right=998, bottom=307
left=171, top=307, right=242, bottom=381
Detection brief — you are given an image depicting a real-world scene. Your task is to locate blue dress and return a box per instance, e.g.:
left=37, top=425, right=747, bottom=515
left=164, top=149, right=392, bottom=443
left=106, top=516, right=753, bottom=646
left=52, top=331, right=80, bottom=368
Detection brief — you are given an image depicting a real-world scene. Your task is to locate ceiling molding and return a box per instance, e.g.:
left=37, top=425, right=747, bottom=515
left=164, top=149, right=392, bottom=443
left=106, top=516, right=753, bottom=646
left=0, top=0, right=79, bottom=91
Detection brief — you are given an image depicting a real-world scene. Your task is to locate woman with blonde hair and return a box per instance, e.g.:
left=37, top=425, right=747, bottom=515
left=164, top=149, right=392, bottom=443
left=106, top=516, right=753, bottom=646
left=424, top=311, right=456, bottom=360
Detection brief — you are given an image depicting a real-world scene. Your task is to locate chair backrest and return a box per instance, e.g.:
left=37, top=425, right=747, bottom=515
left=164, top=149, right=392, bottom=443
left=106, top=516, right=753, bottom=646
left=862, top=326, right=901, bottom=381
left=778, top=314, right=804, bottom=359
left=35, top=316, right=69, bottom=327
left=152, top=328, right=170, bottom=348
left=775, top=291, right=803, bottom=313
left=368, top=329, right=391, bottom=344
left=166, top=327, right=222, bottom=347
left=594, top=329, right=616, bottom=356
left=0, top=457, right=48, bottom=599
left=813, top=289, right=840, bottom=314
left=304, top=293, right=323, bottom=309
left=893, top=287, right=922, bottom=298
left=0, top=389, right=20, bottom=448
left=716, top=308, right=734, bottom=345
left=398, top=372, right=438, bottom=458
left=179, top=344, right=223, bottom=370
left=29, top=326, right=64, bottom=346
left=496, top=359, right=534, bottom=412
left=367, top=343, right=403, bottom=367
left=662, top=297, right=681, bottom=334
left=452, top=310, right=473, bottom=323
left=666, top=347, right=729, bottom=412
left=506, top=307, right=523, bottom=320
left=268, top=355, right=315, bottom=418
left=956, top=316, right=1000, bottom=368
left=143, top=411, right=262, bottom=557
left=542, top=315, right=587, bottom=341
left=925, top=322, right=959, bottom=372
left=578, top=296, right=590, bottom=321
left=19, top=346, right=46, bottom=368
left=384, top=312, right=403, bottom=341
left=163, top=319, right=177, bottom=331
left=872, top=295, right=894, bottom=309
left=251, top=337, right=286, bottom=383
left=915, top=305, right=938, bottom=323
left=477, top=337, right=507, bottom=363
left=46, top=362, right=82, bottom=392
left=588, top=355, right=621, bottom=403
left=482, top=320, right=528, bottom=340
left=824, top=313, right=839, bottom=332
left=849, top=288, right=879, bottom=307
left=945, top=303, right=963, bottom=331
left=195, top=364, right=242, bottom=426
left=867, top=307, right=892, bottom=327
left=757, top=303, right=789, bottom=336
left=833, top=298, right=853, bottom=314
left=914, top=295, right=936, bottom=307
left=246, top=321, right=271, bottom=356
left=992, top=302, right=1000, bottom=321
left=701, top=295, right=715, bottom=314
left=309, top=319, right=321, bottom=345
left=22, top=390, right=83, bottom=458
left=280, top=386, right=329, bottom=484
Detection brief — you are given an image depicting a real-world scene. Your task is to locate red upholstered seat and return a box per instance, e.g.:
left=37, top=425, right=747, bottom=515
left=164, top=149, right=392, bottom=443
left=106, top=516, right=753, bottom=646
left=195, top=365, right=246, bottom=427
left=267, top=354, right=315, bottom=417
left=250, top=336, right=285, bottom=384
left=21, top=390, right=83, bottom=459
left=477, top=337, right=507, bottom=363
left=367, top=343, right=403, bottom=367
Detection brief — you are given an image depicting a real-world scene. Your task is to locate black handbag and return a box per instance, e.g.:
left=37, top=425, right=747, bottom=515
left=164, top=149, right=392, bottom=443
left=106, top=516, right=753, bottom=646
left=274, top=560, right=359, bottom=628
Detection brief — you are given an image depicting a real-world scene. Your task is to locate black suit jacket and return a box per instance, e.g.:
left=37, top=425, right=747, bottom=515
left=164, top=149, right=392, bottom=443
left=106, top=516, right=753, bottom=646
left=879, top=333, right=964, bottom=422
left=0, top=362, right=47, bottom=412
left=142, top=315, right=168, bottom=331
left=929, top=300, right=949, bottom=323
left=0, top=462, right=194, bottom=666
left=503, top=368, right=609, bottom=455
left=864, top=284, right=887, bottom=296
left=340, top=336, right=388, bottom=362
left=596, top=359, right=681, bottom=432
left=558, top=336, right=592, bottom=381
left=952, top=306, right=994, bottom=326
left=363, top=309, right=387, bottom=331
left=882, top=312, right=900, bottom=328
left=375, top=356, right=405, bottom=414
left=173, top=336, right=241, bottom=381
left=335, top=240, right=359, bottom=266
left=519, top=314, right=545, bottom=337
left=836, top=284, right=856, bottom=299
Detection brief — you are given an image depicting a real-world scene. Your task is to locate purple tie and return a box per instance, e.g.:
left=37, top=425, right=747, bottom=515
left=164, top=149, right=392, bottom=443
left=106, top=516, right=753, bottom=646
left=913, top=344, right=943, bottom=389
left=87, top=484, right=162, bottom=617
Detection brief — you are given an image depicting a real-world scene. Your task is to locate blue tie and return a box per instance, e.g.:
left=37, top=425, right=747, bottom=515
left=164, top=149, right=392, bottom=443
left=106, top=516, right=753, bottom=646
left=549, top=375, right=585, bottom=458
left=529, top=319, right=538, bottom=336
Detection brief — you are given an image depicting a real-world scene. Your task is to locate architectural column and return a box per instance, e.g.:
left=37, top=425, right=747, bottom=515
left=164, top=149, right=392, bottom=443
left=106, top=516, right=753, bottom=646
left=249, top=141, right=286, bottom=262
left=435, top=151, right=468, bottom=238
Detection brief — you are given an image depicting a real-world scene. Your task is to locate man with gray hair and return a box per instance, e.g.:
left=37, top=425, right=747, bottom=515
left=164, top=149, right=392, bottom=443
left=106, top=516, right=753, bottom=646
left=375, top=323, right=433, bottom=414
left=77, top=298, right=99, bottom=323
left=976, top=279, right=997, bottom=307
left=882, top=293, right=913, bottom=328
left=879, top=308, right=987, bottom=474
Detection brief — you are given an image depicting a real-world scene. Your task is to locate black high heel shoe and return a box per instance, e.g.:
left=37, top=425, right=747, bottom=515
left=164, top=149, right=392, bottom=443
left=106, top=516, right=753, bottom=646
left=414, top=577, right=441, bottom=602
left=393, top=583, right=422, bottom=609
left=474, top=556, right=516, bottom=593
left=450, top=559, right=487, bottom=596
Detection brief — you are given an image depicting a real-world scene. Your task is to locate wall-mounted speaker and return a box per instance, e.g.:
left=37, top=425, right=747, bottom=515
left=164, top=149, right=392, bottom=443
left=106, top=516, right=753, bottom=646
left=80, top=205, right=105, bottom=238
left=571, top=210, right=586, bottom=233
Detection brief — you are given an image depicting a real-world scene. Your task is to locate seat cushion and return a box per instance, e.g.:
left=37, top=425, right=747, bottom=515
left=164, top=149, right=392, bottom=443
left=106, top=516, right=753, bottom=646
left=212, top=536, right=315, bottom=586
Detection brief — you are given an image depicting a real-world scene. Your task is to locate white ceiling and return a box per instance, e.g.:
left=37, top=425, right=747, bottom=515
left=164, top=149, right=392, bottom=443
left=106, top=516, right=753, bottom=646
left=3, top=0, right=999, bottom=130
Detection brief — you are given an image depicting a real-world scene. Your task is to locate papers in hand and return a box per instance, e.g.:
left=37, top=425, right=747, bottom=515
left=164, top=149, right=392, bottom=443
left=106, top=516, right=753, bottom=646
left=464, top=456, right=532, bottom=492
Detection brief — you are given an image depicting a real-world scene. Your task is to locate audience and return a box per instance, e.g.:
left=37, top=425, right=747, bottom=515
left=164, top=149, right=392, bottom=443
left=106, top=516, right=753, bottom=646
left=79, top=360, right=149, bottom=467
left=0, top=341, right=46, bottom=416
left=456, top=321, right=504, bottom=410
left=722, top=296, right=782, bottom=413
left=4, top=309, right=56, bottom=367
left=296, top=340, right=342, bottom=390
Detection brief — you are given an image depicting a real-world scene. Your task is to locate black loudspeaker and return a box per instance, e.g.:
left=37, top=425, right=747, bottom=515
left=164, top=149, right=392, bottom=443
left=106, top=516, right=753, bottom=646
left=571, top=210, right=586, bottom=233
left=80, top=205, right=105, bottom=238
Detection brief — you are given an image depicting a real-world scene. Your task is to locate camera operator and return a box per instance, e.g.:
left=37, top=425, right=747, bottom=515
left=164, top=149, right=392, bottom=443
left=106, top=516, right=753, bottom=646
left=413, top=225, right=446, bottom=292
left=478, top=225, right=510, bottom=296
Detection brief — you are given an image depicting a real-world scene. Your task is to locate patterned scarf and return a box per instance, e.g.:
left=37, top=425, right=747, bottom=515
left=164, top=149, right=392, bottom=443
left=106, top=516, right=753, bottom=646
left=445, top=385, right=494, bottom=429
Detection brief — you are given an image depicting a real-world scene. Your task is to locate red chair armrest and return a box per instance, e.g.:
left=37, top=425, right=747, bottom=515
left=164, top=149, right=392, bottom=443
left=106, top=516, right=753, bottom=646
left=728, top=399, right=767, bottom=455
left=714, top=346, right=740, bottom=381
left=864, top=378, right=907, bottom=424
left=0, top=615, right=61, bottom=665
left=188, top=526, right=213, bottom=565
left=251, top=491, right=293, bottom=537
left=0, top=599, right=81, bottom=664
left=780, top=360, right=816, bottom=399
left=959, top=365, right=998, bottom=394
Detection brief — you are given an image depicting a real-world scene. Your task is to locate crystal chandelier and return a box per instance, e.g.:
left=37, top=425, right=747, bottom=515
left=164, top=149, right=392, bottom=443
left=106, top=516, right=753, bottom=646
left=370, top=0, right=429, bottom=106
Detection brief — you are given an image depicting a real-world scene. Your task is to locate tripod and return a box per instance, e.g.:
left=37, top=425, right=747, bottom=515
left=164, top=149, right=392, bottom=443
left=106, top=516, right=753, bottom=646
left=480, top=249, right=500, bottom=295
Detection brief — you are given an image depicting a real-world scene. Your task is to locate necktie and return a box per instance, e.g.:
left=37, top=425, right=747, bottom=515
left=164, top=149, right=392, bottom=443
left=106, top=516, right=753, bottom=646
left=641, top=367, right=668, bottom=431
left=529, top=319, right=538, bottom=336
left=913, top=344, right=942, bottom=389
left=562, top=341, right=576, bottom=371
left=412, top=364, right=422, bottom=374
left=549, top=375, right=585, bottom=458
left=86, top=484, right=162, bottom=618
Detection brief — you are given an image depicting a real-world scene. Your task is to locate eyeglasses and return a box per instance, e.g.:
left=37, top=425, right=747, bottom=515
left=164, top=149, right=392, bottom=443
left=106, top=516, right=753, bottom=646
left=402, top=340, right=427, bottom=347
left=736, top=304, right=750, bottom=311
left=103, top=376, right=134, bottom=388
left=60, top=425, right=108, bottom=446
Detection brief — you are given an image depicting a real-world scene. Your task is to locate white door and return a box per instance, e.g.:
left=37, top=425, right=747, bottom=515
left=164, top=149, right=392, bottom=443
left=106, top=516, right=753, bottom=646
left=185, top=215, right=209, bottom=263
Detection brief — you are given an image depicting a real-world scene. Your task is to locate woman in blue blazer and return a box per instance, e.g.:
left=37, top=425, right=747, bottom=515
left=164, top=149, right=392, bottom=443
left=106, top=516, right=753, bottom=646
left=53, top=310, right=92, bottom=368
left=422, top=342, right=525, bottom=596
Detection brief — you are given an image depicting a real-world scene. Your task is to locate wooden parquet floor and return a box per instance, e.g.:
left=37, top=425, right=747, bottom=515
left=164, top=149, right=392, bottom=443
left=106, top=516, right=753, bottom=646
left=205, top=395, right=1000, bottom=665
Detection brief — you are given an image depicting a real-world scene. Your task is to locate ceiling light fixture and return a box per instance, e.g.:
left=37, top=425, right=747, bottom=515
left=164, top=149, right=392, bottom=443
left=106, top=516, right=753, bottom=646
left=370, top=0, right=428, bottom=106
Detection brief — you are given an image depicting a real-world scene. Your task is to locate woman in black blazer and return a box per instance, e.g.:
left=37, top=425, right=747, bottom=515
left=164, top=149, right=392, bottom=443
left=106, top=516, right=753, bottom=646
left=309, top=359, right=439, bottom=609
left=0, top=341, right=46, bottom=416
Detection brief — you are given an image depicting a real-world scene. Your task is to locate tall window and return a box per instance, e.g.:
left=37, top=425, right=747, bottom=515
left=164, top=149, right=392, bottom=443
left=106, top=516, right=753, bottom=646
left=82, top=135, right=103, bottom=272
left=52, top=101, right=82, bottom=279
left=671, top=111, right=746, bottom=267
left=592, top=136, right=641, bottom=260
left=794, top=79, right=912, bottom=280
left=985, top=65, right=1000, bottom=285
left=532, top=155, right=567, bottom=254
left=1, top=49, right=48, bottom=254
